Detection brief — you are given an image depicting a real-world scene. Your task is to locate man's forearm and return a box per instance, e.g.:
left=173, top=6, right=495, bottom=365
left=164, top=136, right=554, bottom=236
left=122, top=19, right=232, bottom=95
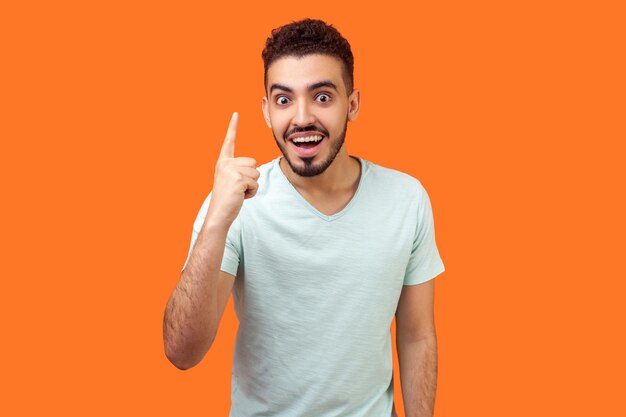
left=397, top=335, right=438, bottom=417
left=163, top=219, right=229, bottom=369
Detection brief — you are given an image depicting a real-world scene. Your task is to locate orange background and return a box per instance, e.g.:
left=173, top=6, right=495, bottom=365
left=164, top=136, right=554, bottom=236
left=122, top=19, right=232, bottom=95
left=2, top=0, right=625, bottom=415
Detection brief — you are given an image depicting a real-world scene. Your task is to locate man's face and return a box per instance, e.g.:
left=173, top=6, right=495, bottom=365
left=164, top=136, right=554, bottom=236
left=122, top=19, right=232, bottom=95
left=262, top=54, right=360, bottom=177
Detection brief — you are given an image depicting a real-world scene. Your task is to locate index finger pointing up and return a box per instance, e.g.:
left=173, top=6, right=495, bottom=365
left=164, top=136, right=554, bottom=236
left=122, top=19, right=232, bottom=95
left=219, top=112, right=238, bottom=159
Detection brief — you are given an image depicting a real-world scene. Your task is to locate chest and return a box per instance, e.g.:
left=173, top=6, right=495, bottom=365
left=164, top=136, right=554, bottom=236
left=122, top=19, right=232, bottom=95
left=236, top=204, right=415, bottom=324
left=295, top=189, right=356, bottom=217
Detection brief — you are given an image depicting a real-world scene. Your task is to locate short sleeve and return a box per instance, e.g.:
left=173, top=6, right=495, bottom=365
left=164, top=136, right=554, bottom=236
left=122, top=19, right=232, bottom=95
left=181, top=192, right=241, bottom=277
left=403, top=185, right=445, bottom=285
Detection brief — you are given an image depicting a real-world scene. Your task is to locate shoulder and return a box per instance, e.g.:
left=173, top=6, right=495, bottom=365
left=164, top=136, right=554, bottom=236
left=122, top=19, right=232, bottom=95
left=362, top=158, right=427, bottom=199
left=239, top=157, right=283, bottom=205
left=240, top=157, right=278, bottom=192
left=255, top=157, right=278, bottom=178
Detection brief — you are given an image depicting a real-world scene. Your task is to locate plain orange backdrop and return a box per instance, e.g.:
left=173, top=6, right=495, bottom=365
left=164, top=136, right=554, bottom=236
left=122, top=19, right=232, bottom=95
left=1, top=0, right=625, bottom=416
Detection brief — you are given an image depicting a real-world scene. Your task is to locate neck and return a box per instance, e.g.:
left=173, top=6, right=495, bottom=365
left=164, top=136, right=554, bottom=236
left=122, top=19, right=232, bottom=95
left=280, top=148, right=361, bottom=194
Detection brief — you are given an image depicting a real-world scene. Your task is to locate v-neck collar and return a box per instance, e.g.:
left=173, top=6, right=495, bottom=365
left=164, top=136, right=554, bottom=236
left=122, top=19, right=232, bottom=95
left=275, top=156, right=367, bottom=222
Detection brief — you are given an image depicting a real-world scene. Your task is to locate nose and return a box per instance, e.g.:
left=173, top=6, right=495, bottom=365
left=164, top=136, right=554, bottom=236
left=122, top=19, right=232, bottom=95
left=292, top=99, right=316, bottom=127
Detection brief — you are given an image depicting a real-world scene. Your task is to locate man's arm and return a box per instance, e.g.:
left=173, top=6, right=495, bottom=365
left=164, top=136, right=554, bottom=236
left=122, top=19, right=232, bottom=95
left=395, top=278, right=438, bottom=417
left=163, top=112, right=259, bottom=370
left=163, top=220, right=235, bottom=370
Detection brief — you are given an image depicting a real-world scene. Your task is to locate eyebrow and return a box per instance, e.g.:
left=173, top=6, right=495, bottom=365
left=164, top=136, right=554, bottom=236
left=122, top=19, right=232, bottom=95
left=269, top=80, right=339, bottom=95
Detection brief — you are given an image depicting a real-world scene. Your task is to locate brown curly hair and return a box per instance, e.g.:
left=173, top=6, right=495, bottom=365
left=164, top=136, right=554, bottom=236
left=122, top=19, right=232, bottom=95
left=262, top=18, right=354, bottom=95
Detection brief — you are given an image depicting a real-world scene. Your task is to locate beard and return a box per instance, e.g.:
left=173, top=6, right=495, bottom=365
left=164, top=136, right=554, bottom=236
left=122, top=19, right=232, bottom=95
left=273, top=117, right=348, bottom=177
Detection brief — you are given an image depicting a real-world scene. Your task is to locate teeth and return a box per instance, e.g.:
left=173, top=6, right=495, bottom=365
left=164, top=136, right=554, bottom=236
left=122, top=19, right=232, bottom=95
left=292, top=135, right=323, bottom=143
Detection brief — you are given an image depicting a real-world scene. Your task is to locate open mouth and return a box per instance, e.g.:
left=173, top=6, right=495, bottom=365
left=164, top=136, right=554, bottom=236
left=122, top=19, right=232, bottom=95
left=291, top=135, right=324, bottom=148
left=289, top=134, right=325, bottom=157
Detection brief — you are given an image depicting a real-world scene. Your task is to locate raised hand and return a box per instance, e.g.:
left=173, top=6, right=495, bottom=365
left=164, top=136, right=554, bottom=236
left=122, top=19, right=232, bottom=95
left=208, top=112, right=260, bottom=225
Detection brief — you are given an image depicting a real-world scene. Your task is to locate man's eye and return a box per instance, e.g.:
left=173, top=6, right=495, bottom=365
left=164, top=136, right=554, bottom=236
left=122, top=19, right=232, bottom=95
left=316, top=94, right=331, bottom=103
left=276, top=96, right=290, bottom=105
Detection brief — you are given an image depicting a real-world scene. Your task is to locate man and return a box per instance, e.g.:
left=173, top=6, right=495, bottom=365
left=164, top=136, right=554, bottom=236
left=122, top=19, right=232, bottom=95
left=163, top=18, right=445, bottom=417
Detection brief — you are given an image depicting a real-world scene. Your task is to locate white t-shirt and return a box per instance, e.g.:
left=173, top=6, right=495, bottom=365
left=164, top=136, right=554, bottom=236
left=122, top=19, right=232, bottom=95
left=184, top=156, right=445, bottom=417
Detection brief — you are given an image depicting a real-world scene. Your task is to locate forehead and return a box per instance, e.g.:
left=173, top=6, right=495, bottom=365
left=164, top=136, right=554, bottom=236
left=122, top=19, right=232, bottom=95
left=266, top=54, right=346, bottom=94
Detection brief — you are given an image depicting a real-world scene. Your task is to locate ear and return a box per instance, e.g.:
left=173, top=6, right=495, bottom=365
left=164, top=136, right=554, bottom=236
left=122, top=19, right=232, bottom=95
left=261, top=96, right=272, bottom=128
left=347, top=88, right=360, bottom=122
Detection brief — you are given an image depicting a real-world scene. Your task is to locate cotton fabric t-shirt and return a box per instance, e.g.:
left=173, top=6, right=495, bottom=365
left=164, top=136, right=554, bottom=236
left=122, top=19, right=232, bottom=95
left=183, top=156, right=445, bottom=417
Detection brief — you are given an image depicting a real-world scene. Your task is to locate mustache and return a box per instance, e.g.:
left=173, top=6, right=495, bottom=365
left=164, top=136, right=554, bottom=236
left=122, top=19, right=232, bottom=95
left=284, top=125, right=329, bottom=141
